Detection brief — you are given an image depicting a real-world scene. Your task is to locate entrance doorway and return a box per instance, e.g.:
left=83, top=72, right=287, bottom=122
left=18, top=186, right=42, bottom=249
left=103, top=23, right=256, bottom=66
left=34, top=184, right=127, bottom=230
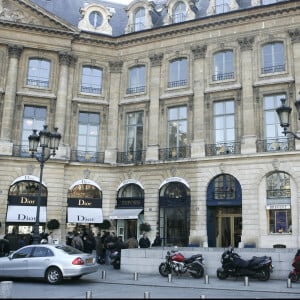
left=216, top=207, right=242, bottom=247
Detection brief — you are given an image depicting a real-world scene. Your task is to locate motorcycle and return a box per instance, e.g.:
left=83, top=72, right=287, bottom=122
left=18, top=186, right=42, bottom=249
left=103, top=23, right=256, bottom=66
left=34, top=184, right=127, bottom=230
left=288, top=249, right=300, bottom=282
left=217, top=247, right=273, bottom=281
left=159, top=247, right=205, bottom=278
left=110, top=249, right=121, bottom=269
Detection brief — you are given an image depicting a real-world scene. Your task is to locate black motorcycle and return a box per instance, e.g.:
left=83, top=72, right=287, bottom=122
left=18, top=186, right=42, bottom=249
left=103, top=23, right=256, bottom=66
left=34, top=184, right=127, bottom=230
left=159, top=248, right=205, bottom=278
left=217, top=247, right=273, bottom=281
left=110, top=249, right=121, bottom=269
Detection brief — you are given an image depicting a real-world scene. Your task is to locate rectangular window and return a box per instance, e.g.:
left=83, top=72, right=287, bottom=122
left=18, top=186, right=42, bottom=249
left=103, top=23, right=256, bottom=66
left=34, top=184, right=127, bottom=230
left=213, top=50, right=234, bottom=81
left=77, top=112, right=100, bottom=158
left=126, top=111, right=144, bottom=161
left=81, top=66, right=102, bottom=94
left=167, top=106, right=187, bottom=158
left=27, top=58, right=51, bottom=88
left=127, top=66, right=146, bottom=94
left=22, top=106, right=47, bottom=146
left=168, top=58, right=187, bottom=88
left=262, top=42, right=285, bottom=74
left=214, top=100, right=235, bottom=143
left=269, top=210, right=291, bottom=234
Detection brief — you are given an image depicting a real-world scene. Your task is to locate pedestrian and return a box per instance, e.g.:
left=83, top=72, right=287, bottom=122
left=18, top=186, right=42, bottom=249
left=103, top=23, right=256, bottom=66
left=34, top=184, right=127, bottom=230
left=125, top=235, right=138, bottom=248
left=152, top=232, right=162, bottom=247
left=139, top=232, right=150, bottom=248
left=95, top=232, right=105, bottom=264
left=71, top=232, right=84, bottom=251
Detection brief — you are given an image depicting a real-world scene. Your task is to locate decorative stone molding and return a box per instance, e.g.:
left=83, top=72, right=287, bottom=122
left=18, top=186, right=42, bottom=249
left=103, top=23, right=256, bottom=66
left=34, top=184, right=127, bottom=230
left=149, top=52, right=163, bottom=67
left=288, top=28, right=300, bottom=43
left=83, top=169, right=91, bottom=179
left=8, top=44, right=23, bottom=59
left=238, top=36, right=255, bottom=51
left=191, top=45, right=207, bottom=59
left=109, top=61, right=123, bottom=73
left=58, top=52, right=74, bottom=66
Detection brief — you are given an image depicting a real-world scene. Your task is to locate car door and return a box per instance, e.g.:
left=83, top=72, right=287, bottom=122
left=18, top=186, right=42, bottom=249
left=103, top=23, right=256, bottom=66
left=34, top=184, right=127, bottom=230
left=0, top=246, right=32, bottom=277
left=29, top=246, right=53, bottom=277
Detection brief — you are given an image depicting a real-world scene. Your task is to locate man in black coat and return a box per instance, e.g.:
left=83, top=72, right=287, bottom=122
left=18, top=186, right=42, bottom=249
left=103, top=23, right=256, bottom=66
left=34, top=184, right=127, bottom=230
left=139, top=233, right=150, bottom=248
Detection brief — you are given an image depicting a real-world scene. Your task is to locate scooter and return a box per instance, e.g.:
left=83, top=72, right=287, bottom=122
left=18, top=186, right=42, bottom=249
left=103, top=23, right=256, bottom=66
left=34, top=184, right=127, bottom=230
left=159, top=247, right=205, bottom=278
left=217, top=247, right=273, bottom=281
left=110, top=249, right=121, bottom=269
left=288, top=249, right=300, bottom=282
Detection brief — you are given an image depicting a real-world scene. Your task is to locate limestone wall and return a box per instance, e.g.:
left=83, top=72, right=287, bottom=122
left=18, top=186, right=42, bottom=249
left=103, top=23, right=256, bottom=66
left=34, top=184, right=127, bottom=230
left=120, top=247, right=297, bottom=280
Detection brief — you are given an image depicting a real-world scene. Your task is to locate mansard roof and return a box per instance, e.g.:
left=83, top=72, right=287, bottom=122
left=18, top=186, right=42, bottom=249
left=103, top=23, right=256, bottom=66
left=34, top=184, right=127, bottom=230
left=28, top=0, right=292, bottom=37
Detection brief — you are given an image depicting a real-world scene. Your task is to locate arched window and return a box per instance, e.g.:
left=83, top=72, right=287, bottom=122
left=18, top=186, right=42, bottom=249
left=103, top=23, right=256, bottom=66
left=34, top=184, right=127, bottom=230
left=266, top=172, right=291, bottom=234
left=172, top=1, right=186, bottom=23
left=9, top=180, right=47, bottom=197
left=27, top=58, right=51, bottom=88
left=118, top=183, right=144, bottom=198
left=68, top=184, right=102, bottom=199
left=81, top=65, right=103, bottom=94
left=134, top=7, right=145, bottom=31
left=261, top=42, right=285, bottom=74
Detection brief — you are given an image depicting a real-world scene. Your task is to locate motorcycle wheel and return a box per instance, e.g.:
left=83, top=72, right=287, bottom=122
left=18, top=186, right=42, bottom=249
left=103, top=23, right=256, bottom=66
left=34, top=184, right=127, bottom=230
left=113, top=261, right=120, bottom=269
left=159, top=263, right=171, bottom=277
left=190, top=262, right=204, bottom=278
left=257, top=268, right=270, bottom=281
left=289, top=272, right=299, bottom=283
left=217, top=269, right=229, bottom=280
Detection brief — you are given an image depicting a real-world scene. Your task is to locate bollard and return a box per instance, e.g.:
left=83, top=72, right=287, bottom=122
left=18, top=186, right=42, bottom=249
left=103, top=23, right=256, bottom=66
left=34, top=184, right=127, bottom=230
left=86, top=290, right=92, bottom=299
left=168, top=273, right=172, bottom=282
left=0, top=281, right=13, bottom=299
left=287, top=278, right=292, bottom=288
left=204, top=274, right=209, bottom=284
left=101, top=270, right=106, bottom=280
left=244, top=276, right=249, bottom=286
left=144, top=291, right=150, bottom=299
left=134, top=271, right=139, bottom=281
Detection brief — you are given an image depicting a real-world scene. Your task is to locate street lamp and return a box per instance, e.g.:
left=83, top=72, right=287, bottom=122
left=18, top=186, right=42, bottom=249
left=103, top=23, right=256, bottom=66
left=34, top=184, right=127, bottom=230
left=28, top=125, right=61, bottom=244
left=276, top=97, right=300, bottom=139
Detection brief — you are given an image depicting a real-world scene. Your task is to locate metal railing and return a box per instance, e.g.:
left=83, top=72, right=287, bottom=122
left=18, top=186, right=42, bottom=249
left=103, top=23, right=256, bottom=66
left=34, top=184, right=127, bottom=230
left=205, top=142, right=241, bottom=156
left=81, top=86, right=102, bottom=94
left=261, top=64, right=285, bottom=74
left=70, top=150, right=104, bottom=163
left=256, top=138, right=294, bottom=153
left=159, top=146, right=191, bottom=161
left=126, top=86, right=145, bottom=94
left=117, top=150, right=146, bottom=164
left=26, top=78, right=49, bottom=88
left=212, top=72, right=234, bottom=81
left=167, top=79, right=187, bottom=88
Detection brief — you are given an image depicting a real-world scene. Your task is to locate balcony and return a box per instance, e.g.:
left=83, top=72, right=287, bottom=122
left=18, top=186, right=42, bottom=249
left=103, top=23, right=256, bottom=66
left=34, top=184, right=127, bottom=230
left=256, top=138, right=294, bottom=153
left=117, top=150, right=146, bottom=164
left=205, top=142, right=241, bottom=156
left=126, top=86, right=145, bottom=94
left=167, top=79, right=187, bottom=88
left=159, top=146, right=191, bottom=161
left=261, top=64, right=285, bottom=74
left=70, top=150, right=104, bottom=163
left=212, top=72, right=234, bottom=81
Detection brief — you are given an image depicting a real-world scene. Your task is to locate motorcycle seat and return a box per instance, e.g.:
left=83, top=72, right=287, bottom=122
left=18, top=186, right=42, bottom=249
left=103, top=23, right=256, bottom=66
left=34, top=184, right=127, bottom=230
left=184, top=254, right=202, bottom=264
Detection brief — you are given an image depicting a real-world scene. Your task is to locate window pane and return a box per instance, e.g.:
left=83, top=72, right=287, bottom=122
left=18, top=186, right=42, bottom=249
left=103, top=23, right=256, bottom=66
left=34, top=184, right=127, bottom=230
left=81, top=66, right=102, bottom=94
left=27, top=58, right=50, bottom=88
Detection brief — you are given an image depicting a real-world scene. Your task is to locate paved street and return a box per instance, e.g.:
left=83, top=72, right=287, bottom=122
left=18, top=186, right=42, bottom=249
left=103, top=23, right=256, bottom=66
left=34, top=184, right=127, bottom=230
left=2, top=264, right=300, bottom=299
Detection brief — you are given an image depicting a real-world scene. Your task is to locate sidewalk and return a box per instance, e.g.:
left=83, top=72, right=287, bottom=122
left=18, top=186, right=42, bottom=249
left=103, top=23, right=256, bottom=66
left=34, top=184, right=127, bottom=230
left=85, top=264, right=300, bottom=295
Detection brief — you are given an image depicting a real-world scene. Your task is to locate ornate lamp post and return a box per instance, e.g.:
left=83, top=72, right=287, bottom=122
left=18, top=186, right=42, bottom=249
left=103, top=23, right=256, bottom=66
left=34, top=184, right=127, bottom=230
left=28, top=125, right=61, bottom=244
left=276, top=97, right=300, bottom=139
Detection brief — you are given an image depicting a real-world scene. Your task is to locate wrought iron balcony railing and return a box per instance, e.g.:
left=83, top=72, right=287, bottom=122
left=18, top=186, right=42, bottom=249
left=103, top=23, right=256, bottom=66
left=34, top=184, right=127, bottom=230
left=212, top=72, right=234, bottom=81
left=70, top=150, right=104, bottom=163
left=167, top=79, right=187, bottom=88
left=205, top=142, right=241, bottom=156
left=126, top=86, right=145, bottom=94
left=159, top=146, right=191, bottom=161
left=117, top=150, right=146, bottom=164
left=261, top=64, right=285, bottom=74
left=256, top=137, right=294, bottom=153
left=81, top=86, right=102, bottom=94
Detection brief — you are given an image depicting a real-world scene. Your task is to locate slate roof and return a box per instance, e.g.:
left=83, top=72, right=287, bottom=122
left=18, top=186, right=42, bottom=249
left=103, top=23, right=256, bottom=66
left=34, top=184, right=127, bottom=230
left=29, top=0, right=280, bottom=37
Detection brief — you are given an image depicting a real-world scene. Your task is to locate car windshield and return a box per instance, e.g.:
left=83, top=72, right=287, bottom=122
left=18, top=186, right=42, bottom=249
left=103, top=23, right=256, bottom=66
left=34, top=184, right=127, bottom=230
left=55, top=245, right=84, bottom=254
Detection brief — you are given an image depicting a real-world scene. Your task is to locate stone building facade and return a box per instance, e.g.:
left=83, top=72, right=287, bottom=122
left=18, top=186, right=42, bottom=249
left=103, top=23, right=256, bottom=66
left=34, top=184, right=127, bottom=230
left=0, top=0, right=299, bottom=248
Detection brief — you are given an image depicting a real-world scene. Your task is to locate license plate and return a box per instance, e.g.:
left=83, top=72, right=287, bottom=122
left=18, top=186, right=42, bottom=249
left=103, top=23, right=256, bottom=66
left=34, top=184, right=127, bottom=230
left=86, top=258, right=93, bottom=264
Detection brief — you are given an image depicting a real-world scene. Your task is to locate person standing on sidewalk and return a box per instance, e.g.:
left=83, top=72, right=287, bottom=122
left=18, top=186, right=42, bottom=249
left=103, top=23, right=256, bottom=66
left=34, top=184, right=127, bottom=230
left=139, top=232, right=150, bottom=248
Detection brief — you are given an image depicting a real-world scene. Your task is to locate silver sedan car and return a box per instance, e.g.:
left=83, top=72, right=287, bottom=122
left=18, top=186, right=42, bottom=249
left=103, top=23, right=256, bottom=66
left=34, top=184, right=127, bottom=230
left=0, top=244, right=99, bottom=284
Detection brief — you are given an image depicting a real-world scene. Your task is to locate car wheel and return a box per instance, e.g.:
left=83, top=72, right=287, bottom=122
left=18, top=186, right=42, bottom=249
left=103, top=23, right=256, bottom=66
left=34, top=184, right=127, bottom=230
left=45, top=267, right=63, bottom=284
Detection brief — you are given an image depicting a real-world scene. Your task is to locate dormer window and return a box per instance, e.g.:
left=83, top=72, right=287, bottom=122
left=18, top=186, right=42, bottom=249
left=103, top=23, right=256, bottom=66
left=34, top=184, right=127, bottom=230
left=172, top=1, right=186, bottom=23
left=134, top=8, right=145, bottom=31
left=89, top=11, right=103, bottom=28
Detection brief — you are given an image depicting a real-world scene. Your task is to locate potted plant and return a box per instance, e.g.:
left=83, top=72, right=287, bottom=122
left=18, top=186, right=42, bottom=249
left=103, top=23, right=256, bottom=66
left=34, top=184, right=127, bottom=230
left=46, top=219, right=60, bottom=231
left=96, top=219, right=111, bottom=230
left=139, top=222, right=151, bottom=232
